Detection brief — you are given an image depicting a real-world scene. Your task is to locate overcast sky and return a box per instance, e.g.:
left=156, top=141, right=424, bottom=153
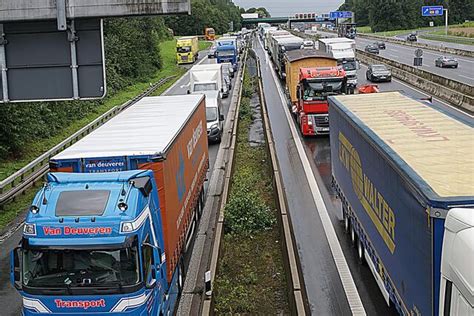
left=233, top=0, right=345, bottom=17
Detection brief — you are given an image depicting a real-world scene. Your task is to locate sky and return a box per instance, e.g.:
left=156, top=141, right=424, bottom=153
left=233, top=0, right=345, bottom=17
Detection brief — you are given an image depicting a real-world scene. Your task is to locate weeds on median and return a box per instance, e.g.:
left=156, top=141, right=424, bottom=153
left=214, top=68, right=289, bottom=314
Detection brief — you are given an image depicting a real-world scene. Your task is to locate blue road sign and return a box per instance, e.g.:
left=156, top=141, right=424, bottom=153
left=421, top=6, right=444, bottom=17
left=330, top=11, right=353, bottom=19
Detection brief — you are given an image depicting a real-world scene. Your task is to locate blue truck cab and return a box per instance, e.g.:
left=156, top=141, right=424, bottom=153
left=10, top=94, right=209, bottom=315
left=11, top=171, right=181, bottom=315
left=216, top=37, right=238, bottom=71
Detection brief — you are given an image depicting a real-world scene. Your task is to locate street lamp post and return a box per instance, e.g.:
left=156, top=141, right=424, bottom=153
left=443, top=8, right=448, bottom=36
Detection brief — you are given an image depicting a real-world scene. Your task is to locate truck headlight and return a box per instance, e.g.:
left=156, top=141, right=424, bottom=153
left=24, top=223, right=36, bottom=236
left=121, top=222, right=134, bottom=233
left=211, top=123, right=219, bottom=130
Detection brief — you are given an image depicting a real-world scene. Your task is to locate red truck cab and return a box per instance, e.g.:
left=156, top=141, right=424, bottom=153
left=295, top=67, right=347, bottom=136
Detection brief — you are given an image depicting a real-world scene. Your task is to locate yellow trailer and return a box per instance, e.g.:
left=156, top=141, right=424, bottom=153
left=285, top=49, right=337, bottom=105
left=176, top=36, right=199, bottom=64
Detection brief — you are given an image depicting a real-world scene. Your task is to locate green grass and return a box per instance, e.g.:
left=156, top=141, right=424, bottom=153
left=420, top=33, right=474, bottom=45
left=213, top=69, right=290, bottom=314
left=0, top=38, right=211, bottom=231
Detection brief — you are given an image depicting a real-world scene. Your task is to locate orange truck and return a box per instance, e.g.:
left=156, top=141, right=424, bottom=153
left=205, top=27, right=216, bottom=41
left=14, top=95, right=210, bottom=314
left=285, top=49, right=348, bottom=136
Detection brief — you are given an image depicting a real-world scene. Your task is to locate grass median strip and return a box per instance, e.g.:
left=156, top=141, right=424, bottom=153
left=0, top=39, right=210, bottom=232
left=213, top=67, right=290, bottom=314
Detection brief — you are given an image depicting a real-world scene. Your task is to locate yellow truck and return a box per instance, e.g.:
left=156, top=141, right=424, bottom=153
left=284, top=49, right=338, bottom=106
left=176, top=36, right=199, bottom=64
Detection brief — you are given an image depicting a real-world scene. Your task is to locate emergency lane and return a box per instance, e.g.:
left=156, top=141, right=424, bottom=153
left=254, top=38, right=357, bottom=315
left=0, top=49, right=240, bottom=316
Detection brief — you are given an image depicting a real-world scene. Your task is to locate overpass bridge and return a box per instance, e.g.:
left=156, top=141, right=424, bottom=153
left=242, top=16, right=335, bottom=27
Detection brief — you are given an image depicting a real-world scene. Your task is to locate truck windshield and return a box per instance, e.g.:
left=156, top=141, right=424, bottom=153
left=217, top=49, right=235, bottom=57
left=177, top=46, right=191, bottom=53
left=194, top=83, right=217, bottom=92
left=282, top=43, right=302, bottom=52
left=303, top=79, right=343, bottom=101
left=341, top=60, right=357, bottom=72
left=206, top=107, right=218, bottom=122
left=22, top=245, right=140, bottom=292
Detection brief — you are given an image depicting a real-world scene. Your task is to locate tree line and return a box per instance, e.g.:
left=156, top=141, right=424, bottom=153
left=338, top=0, right=473, bottom=32
left=164, top=0, right=243, bottom=36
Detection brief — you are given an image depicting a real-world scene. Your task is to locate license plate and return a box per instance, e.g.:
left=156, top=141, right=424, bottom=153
left=181, top=56, right=188, bottom=60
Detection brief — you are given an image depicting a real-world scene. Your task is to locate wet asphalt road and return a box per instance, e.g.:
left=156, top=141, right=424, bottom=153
left=318, top=30, right=474, bottom=86
left=0, top=49, right=238, bottom=316
left=254, top=36, right=470, bottom=315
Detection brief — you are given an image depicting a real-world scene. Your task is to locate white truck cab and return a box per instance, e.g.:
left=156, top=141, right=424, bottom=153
left=439, top=208, right=474, bottom=316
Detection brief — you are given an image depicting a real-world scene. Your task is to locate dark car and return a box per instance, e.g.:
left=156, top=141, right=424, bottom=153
left=366, top=64, right=392, bottom=82
left=407, top=33, right=417, bottom=42
left=374, top=41, right=386, bottom=49
left=208, top=45, right=216, bottom=58
left=365, top=44, right=379, bottom=54
left=435, top=56, right=459, bottom=68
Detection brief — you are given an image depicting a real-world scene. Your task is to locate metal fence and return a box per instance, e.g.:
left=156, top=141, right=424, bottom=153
left=0, top=76, right=175, bottom=207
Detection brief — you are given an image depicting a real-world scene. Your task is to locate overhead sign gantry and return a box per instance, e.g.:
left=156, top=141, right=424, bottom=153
left=0, top=0, right=191, bottom=103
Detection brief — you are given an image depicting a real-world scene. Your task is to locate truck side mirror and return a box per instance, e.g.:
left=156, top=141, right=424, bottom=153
left=220, top=114, right=225, bottom=121
left=11, top=247, right=22, bottom=290
left=187, top=90, right=191, bottom=95
left=145, top=265, right=157, bottom=289
left=132, top=176, right=152, bottom=197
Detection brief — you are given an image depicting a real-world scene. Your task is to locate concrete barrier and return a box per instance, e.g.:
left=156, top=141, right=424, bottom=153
left=357, top=33, right=474, bottom=58
left=357, top=50, right=474, bottom=113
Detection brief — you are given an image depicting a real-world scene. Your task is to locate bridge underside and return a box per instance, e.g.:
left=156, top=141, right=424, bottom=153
left=242, top=17, right=335, bottom=26
left=0, top=0, right=191, bottom=22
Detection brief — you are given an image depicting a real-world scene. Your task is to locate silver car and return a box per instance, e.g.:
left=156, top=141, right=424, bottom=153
left=435, top=56, right=458, bottom=68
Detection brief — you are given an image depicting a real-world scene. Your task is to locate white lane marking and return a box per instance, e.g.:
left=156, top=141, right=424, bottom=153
left=387, top=53, right=398, bottom=58
left=258, top=39, right=367, bottom=315
left=458, top=74, right=474, bottom=81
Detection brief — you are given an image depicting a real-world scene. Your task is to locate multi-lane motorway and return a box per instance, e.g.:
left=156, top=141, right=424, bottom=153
left=318, top=30, right=474, bottom=86
left=254, top=35, right=471, bottom=314
left=0, top=49, right=237, bottom=316
left=394, top=31, right=474, bottom=52
left=0, top=34, right=471, bottom=315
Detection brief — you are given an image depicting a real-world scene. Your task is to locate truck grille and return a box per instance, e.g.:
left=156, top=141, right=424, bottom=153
left=311, top=114, right=329, bottom=128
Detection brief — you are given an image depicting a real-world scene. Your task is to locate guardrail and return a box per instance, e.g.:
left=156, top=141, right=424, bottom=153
left=356, top=50, right=473, bottom=113
left=0, top=76, right=175, bottom=207
left=357, top=33, right=474, bottom=58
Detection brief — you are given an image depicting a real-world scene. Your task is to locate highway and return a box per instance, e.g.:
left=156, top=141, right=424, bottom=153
left=394, top=31, right=474, bottom=52
left=0, top=49, right=237, bottom=316
left=254, top=35, right=471, bottom=314
left=318, top=30, right=474, bottom=86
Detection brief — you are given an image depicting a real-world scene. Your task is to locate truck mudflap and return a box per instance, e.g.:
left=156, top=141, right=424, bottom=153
left=299, top=113, right=329, bottom=136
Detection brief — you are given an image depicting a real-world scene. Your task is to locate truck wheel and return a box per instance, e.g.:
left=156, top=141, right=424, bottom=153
left=351, top=222, right=357, bottom=246
left=178, top=258, right=185, bottom=294
left=357, top=237, right=366, bottom=265
left=344, top=211, right=350, bottom=234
